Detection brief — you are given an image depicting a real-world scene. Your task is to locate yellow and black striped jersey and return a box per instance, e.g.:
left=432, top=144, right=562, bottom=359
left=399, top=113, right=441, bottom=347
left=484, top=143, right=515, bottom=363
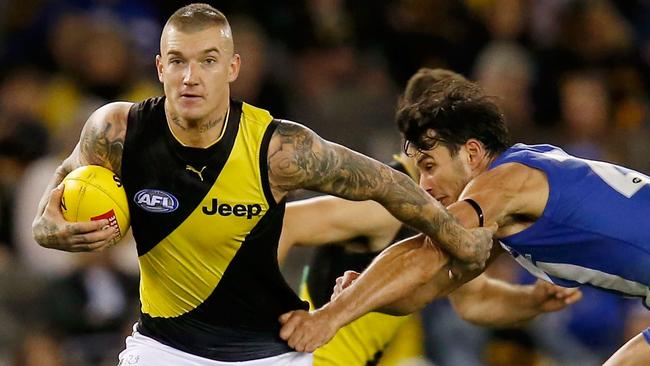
left=122, top=97, right=307, bottom=361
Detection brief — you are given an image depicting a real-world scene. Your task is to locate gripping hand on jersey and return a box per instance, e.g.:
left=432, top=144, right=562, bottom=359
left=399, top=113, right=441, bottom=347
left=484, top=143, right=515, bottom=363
left=33, top=183, right=119, bottom=252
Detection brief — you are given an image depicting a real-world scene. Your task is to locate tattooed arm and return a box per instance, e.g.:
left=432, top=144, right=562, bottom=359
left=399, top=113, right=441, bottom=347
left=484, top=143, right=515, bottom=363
left=268, top=120, right=493, bottom=264
left=32, top=102, right=131, bottom=252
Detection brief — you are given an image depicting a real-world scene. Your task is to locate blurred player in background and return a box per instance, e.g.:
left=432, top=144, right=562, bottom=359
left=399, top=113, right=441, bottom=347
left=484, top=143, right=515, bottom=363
left=280, top=75, right=650, bottom=366
left=30, top=4, right=494, bottom=366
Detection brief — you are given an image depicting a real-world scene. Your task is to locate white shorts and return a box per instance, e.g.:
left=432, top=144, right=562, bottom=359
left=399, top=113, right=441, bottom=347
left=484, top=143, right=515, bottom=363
left=117, top=326, right=313, bottom=366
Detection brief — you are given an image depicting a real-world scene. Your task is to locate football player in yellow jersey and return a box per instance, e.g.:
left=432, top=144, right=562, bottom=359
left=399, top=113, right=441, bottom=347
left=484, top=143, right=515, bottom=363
left=31, top=4, right=495, bottom=366
left=277, top=69, right=582, bottom=365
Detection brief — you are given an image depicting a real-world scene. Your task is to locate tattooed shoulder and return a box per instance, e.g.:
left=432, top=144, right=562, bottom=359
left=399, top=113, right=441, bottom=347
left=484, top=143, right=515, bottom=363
left=79, top=102, right=131, bottom=175
left=267, top=120, right=401, bottom=201
left=268, top=120, right=328, bottom=193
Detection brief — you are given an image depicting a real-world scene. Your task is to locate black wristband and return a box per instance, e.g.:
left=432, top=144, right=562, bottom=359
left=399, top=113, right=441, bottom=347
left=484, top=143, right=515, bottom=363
left=464, top=198, right=484, bottom=227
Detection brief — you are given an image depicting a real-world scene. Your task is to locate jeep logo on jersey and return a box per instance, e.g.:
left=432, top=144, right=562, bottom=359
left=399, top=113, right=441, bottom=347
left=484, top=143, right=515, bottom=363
left=134, top=189, right=179, bottom=213
left=202, top=198, right=262, bottom=219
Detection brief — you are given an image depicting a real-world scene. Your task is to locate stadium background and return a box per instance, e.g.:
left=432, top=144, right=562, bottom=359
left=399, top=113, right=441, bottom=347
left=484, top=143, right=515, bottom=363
left=1, top=0, right=649, bottom=365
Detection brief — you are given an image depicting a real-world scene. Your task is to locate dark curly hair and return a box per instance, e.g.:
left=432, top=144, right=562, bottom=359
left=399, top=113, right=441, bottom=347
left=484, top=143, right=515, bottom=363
left=397, top=78, right=510, bottom=157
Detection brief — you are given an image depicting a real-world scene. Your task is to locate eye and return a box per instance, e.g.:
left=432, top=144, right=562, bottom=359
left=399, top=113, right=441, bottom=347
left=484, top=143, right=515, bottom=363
left=417, top=161, right=435, bottom=173
left=169, top=59, right=183, bottom=65
left=204, top=58, right=217, bottom=65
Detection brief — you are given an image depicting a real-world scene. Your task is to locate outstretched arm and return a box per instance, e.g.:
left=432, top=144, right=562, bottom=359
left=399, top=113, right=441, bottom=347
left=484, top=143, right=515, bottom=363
left=32, top=102, right=131, bottom=252
left=449, top=276, right=582, bottom=327
left=268, top=120, right=493, bottom=266
left=329, top=259, right=581, bottom=324
left=278, top=196, right=402, bottom=264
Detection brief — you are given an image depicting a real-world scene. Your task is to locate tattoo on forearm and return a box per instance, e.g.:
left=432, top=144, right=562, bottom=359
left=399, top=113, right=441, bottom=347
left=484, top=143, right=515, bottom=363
left=268, top=121, right=471, bottom=257
left=80, top=119, right=125, bottom=175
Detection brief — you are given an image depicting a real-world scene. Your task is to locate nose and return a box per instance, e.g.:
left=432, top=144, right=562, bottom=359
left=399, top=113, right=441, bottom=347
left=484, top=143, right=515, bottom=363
left=419, top=175, right=436, bottom=197
left=183, top=62, right=200, bottom=86
left=419, top=175, right=431, bottom=191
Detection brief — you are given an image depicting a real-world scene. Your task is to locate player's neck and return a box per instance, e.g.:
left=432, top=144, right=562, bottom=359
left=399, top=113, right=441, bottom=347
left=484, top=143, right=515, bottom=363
left=473, top=154, right=498, bottom=177
left=165, top=100, right=230, bottom=149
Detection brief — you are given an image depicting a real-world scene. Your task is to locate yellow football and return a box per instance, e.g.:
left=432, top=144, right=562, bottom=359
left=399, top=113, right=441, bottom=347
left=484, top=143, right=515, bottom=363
left=61, top=165, right=130, bottom=240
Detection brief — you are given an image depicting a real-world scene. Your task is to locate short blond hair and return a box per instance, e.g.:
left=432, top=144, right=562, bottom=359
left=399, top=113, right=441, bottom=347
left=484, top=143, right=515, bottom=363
left=166, top=3, right=229, bottom=33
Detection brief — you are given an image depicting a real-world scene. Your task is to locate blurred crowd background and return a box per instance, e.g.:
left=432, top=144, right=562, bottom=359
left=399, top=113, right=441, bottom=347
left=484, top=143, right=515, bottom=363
left=1, top=0, right=650, bottom=365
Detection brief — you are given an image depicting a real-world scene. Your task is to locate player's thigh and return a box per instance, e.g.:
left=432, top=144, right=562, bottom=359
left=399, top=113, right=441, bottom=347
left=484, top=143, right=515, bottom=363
left=604, top=330, right=650, bottom=366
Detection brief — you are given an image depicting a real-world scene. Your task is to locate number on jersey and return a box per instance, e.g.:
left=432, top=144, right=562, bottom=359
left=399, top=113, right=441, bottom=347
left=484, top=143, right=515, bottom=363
left=545, top=151, right=649, bottom=198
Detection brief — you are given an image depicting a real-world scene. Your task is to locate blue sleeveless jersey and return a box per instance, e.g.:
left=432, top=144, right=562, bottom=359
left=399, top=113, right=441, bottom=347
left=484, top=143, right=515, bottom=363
left=490, top=144, right=650, bottom=307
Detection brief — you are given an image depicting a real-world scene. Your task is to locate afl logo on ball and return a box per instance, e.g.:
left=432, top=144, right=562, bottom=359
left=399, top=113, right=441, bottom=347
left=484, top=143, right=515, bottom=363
left=91, top=209, right=121, bottom=232
left=134, top=189, right=179, bottom=213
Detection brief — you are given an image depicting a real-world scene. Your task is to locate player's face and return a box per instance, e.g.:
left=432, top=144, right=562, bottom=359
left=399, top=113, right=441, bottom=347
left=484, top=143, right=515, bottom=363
left=415, top=144, right=473, bottom=207
left=156, top=24, right=240, bottom=122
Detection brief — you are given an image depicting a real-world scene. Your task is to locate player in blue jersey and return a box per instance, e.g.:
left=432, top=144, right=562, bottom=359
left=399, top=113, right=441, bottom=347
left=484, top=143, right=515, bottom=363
left=279, top=76, right=650, bottom=365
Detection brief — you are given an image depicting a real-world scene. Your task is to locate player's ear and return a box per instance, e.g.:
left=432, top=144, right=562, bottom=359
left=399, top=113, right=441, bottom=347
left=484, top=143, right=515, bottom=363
left=228, top=53, right=241, bottom=83
left=156, top=55, right=164, bottom=83
left=465, top=139, right=485, bottom=168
